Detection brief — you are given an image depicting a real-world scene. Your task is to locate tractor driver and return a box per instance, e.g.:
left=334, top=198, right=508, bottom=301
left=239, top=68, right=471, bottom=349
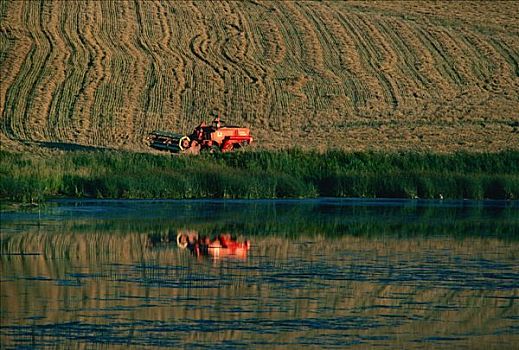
left=212, top=115, right=221, bottom=129
left=195, top=121, right=206, bottom=140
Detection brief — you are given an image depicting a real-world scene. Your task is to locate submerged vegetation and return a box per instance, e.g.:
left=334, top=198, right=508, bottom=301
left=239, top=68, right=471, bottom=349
left=1, top=149, right=518, bottom=202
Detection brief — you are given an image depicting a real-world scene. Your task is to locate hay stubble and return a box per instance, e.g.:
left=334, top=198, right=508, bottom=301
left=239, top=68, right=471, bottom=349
left=1, top=1, right=518, bottom=153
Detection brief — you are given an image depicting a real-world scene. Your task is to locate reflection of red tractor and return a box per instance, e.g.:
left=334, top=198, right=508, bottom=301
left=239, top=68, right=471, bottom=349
left=147, top=115, right=253, bottom=154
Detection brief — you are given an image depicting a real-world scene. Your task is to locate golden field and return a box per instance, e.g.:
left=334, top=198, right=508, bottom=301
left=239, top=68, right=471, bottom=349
left=1, top=1, right=518, bottom=153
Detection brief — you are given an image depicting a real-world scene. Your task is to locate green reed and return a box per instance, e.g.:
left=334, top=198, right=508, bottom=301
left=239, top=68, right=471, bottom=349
left=1, top=149, right=518, bottom=202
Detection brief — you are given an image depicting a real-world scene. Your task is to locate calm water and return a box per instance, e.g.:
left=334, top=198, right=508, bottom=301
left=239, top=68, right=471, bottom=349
left=1, top=199, right=518, bottom=349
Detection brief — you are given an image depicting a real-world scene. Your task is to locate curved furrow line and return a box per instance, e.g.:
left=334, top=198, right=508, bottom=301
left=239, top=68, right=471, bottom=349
left=381, top=18, right=431, bottom=93
left=100, top=2, right=138, bottom=141
left=333, top=9, right=387, bottom=109
left=489, top=36, right=519, bottom=80
left=5, top=3, right=41, bottom=141
left=415, top=24, right=465, bottom=91
left=133, top=0, right=155, bottom=115
left=154, top=0, right=171, bottom=53
left=109, top=1, right=149, bottom=145
left=186, top=1, right=226, bottom=82
left=213, top=1, right=252, bottom=83
left=73, top=1, right=109, bottom=146
left=336, top=11, right=394, bottom=111
left=214, top=1, right=269, bottom=125
left=315, top=5, right=365, bottom=111
left=297, top=3, right=340, bottom=69
left=188, top=34, right=225, bottom=87
left=155, top=2, right=225, bottom=129
left=97, top=2, right=138, bottom=146
left=216, top=1, right=246, bottom=65
left=93, top=1, right=138, bottom=146
left=0, top=1, right=25, bottom=99
left=450, top=29, right=518, bottom=126
left=266, top=2, right=322, bottom=128
left=392, top=20, right=454, bottom=97
left=93, top=2, right=121, bottom=143
left=154, top=0, right=185, bottom=130
left=355, top=13, right=403, bottom=110
left=1, top=4, right=28, bottom=140
left=455, top=29, right=497, bottom=86
left=45, top=2, right=84, bottom=143
left=454, top=30, right=499, bottom=87
left=320, top=3, right=373, bottom=111
left=488, top=35, right=519, bottom=123
left=226, top=2, right=269, bottom=124
left=431, top=27, right=474, bottom=87
left=282, top=2, right=327, bottom=77
left=129, top=0, right=188, bottom=138
left=224, top=1, right=265, bottom=84
left=0, top=2, right=33, bottom=140
left=93, top=0, right=125, bottom=146
left=412, top=26, right=462, bottom=97
left=28, top=1, right=56, bottom=141
left=185, top=37, right=225, bottom=125
left=8, top=3, right=52, bottom=141
left=250, top=6, right=286, bottom=68
left=33, top=1, right=71, bottom=142
left=295, top=2, right=357, bottom=116
left=236, top=2, right=285, bottom=128
left=246, top=3, right=286, bottom=66
left=132, top=0, right=170, bottom=137
left=207, top=1, right=245, bottom=122
left=147, top=1, right=188, bottom=137
left=145, top=1, right=174, bottom=117
left=460, top=29, right=505, bottom=88
left=132, top=0, right=181, bottom=138
left=187, top=2, right=231, bottom=120
left=375, top=18, right=429, bottom=103
left=54, top=2, right=95, bottom=146
left=160, top=2, right=194, bottom=133
left=271, top=3, right=306, bottom=74
left=250, top=3, right=299, bottom=128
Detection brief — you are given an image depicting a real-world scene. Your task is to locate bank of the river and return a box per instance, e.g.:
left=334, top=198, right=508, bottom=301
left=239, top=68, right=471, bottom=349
left=1, top=149, right=518, bottom=202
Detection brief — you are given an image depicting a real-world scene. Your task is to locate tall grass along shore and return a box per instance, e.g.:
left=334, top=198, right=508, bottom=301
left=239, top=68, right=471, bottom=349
left=1, top=149, right=518, bottom=202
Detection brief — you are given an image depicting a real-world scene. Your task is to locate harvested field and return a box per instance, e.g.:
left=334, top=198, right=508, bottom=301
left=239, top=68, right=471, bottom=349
left=1, top=1, right=518, bottom=153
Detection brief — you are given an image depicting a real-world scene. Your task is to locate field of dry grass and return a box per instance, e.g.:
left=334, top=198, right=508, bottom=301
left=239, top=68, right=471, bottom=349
left=1, top=1, right=518, bottom=153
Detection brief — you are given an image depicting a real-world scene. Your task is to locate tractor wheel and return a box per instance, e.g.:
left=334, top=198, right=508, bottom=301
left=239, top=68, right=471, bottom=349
left=176, top=233, right=188, bottom=249
left=179, top=136, right=191, bottom=150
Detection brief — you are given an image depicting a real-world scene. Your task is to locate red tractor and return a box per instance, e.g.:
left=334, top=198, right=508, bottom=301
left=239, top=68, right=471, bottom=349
left=147, top=115, right=253, bottom=154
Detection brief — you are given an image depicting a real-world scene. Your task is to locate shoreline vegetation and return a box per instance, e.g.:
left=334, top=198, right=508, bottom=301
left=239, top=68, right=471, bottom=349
left=1, top=149, right=518, bottom=203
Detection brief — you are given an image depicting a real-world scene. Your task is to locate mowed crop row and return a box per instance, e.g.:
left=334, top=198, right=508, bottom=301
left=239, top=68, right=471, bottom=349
left=1, top=1, right=518, bottom=152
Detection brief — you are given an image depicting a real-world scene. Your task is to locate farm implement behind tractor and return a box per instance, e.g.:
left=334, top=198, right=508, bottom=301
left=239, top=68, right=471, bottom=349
left=147, top=116, right=253, bottom=154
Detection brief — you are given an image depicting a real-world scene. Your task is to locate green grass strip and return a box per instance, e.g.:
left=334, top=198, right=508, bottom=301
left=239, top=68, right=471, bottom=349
left=1, top=149, right=518, bottom=202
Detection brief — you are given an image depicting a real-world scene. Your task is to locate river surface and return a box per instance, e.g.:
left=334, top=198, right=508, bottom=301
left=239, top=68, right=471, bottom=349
left=1, top=199, right=518, bottom=349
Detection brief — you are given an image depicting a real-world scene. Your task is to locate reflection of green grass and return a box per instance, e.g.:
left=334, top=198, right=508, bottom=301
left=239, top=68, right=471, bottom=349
left=1, top=149, right=518, bottom=202
left=2, top=200, right=517, bottom=241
